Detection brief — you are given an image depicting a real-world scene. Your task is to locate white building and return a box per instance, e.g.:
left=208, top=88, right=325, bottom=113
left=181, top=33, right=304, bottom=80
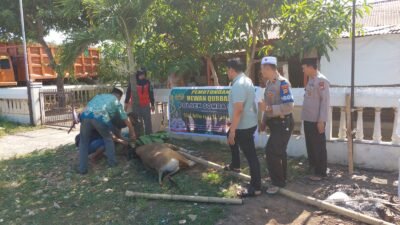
left=320, top=0, right=400, bottom=86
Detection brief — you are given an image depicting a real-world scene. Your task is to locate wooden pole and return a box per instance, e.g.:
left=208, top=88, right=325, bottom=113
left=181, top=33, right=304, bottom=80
left=177, top=149, right=394, bottom=225
left=125, top=191, right=243, bottom=205
left=349, top=0, right=356, bottom=174
left=351, top=0, right=356, bottom=109
left=346, top=94, right=354, bottom=174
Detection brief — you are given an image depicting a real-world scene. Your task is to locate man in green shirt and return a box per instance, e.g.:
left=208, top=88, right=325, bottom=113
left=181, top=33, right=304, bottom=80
left=79, top=87, right=136, bottom=174
left=225, top=58, right=261, bottom=197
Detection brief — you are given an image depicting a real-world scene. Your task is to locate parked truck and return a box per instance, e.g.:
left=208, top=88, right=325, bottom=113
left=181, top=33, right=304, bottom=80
left=0, top=43, right=100, bottom=87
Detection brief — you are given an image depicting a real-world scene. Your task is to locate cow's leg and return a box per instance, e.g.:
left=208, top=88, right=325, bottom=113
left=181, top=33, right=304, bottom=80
left=163, top=166, right=180, bottom=185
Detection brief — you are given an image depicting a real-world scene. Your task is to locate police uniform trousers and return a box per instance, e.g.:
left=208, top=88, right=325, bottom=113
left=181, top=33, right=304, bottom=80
left=304, top=121, right=327, bottom=177
left=227, top=126, right=261, bottom=191
left=265, top=114, right=294, bottom=187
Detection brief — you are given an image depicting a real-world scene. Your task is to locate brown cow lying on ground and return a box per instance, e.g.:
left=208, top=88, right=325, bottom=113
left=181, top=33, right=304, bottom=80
left=135, top=143, right=195, bottom=185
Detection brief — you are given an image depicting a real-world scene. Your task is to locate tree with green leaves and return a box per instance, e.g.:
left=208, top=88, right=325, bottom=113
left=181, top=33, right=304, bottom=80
left=135, top=0, right=244, bottom=86
left=135, top=1, right=191, bottom=82
left=275, top=0, right=370, bottom=60
left=58, top=0, right=153, bottom=113
left=225, top=0, right=369, bottom=79
left=227, top=0, right=285, bottom=79
left=0, top=0, right=86, bottom=97
left=96, top=41, right=130, bottom=85
left=58, top=0, right=368, bottom=90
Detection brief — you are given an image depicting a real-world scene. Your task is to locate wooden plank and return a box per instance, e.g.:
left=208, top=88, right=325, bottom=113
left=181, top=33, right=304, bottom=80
left=291, top=210, right=312, bottom=225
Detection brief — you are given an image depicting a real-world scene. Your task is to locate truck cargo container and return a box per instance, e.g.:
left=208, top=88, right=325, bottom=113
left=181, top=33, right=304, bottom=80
left=0, top=43, right=99, bottom=87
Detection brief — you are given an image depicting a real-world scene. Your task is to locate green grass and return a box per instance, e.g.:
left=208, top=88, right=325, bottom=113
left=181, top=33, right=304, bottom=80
left=0, top=143, right=240, bottom=225
left=0, top=117, right=40, bottom=137
left=169, top=138, right=309, bottom=181
left=0, top=138, right=309, bottom=225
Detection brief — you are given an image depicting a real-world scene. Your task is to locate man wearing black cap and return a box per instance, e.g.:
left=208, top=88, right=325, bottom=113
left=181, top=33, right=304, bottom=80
left=225, top=58, right=261, bottom=197
left=78, top=87, right=136, bottom=174
left=301, top=58, right=330, bottom=181
left=259, top=56, right=295, bottom=194
left=125, top=68, right=155, bottom=136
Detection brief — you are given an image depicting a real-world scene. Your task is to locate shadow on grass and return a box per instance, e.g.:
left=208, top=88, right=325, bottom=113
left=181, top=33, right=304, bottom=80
left=168, top=138, right=309, bottom=182
left=0, top=144, right=241, bottom=225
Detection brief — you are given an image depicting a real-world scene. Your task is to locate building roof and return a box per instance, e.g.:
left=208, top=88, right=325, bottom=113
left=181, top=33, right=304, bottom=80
left=353, top=0, right=400, bottom=37
left=358, top=0, right=400, bottom=27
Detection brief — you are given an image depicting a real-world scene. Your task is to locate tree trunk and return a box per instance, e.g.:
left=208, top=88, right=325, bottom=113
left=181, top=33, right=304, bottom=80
left=205, top=56, right=219, bottom=86
left=55, top=68, right=66, bottom=107
left=37, top=35, right=66, bottom=107
left=127, top=43, right=139, bottom=114
left=33, top=18, right=66, bottom=107
left=245, top=8, right=266, bottom=80
left=120, top=16, right=139, bottom=113
left=245, top=21, right=261, bottom=80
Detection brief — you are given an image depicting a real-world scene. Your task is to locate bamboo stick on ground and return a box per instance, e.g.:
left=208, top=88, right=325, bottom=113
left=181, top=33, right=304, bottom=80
left=177, top=148, right=394, bottom=225
left=279, top=189, right=393, bottom=225
left=178, top=149, right=252, bottom=181
left=125, top=191, right=243, bottom=205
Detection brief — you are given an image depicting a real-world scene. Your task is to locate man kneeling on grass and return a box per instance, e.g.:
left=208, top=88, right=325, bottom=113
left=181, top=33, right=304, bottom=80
left=78, top=87, right=136, bottom=174
left=75, top=115, right=132, bottom=164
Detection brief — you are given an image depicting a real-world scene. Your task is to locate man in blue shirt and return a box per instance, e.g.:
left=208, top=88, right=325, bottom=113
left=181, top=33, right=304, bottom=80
left=78, top=87, right=136, bottom=174
left=225, top=58, right=261, bottom=197
left=75, top=114, right=131, bottom=164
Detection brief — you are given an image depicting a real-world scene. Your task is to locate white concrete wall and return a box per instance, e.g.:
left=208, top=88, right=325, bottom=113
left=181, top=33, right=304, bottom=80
left=171, top=133, right=400, bottom=172
left=320, top=34, right=400, bottom=86
left=168, top=86, right=400, bottom=172
left=0, top=86, right=31, bottom=124
left=1, top=86, right=399, bottom=171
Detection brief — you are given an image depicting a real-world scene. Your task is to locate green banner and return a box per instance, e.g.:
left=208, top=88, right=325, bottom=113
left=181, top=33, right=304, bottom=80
left=169, top=87, right=230, bottom=136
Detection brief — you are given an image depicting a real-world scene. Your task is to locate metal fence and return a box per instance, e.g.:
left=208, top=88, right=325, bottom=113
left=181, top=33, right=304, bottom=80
left=39, top=90, right=75, bottom=127
left=39, top=86, right=114, bottom=127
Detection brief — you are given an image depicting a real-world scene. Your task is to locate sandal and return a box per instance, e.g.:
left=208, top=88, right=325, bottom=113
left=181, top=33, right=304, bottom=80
left=266, top=186, right=280, bottom=195
left=237, top=186, right=262, bottom=198
left=224, top=164, right=241, bottom=173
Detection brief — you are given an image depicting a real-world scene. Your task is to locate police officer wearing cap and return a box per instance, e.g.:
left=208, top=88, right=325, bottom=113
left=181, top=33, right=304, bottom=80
left=301, top=58, right=330, bottom=181
left=259, top=56, right=295, bottom=194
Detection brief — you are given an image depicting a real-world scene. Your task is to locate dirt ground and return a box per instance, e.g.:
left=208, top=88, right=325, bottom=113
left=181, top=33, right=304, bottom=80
left=173, top=139, right=399, bottom=225
left=215, top=166, right=399, bottom=225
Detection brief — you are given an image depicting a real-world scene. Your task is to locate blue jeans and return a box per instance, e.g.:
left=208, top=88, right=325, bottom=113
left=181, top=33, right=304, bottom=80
left=89, top=139, right=105, bottom=155
left=79, top=119, right=116, bottom=173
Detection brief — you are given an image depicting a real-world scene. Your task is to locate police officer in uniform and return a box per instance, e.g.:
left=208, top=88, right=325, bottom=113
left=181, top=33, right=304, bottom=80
left=301, top=58, right=330, bottom=181
left=259, top=56, right=294, bottom=194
